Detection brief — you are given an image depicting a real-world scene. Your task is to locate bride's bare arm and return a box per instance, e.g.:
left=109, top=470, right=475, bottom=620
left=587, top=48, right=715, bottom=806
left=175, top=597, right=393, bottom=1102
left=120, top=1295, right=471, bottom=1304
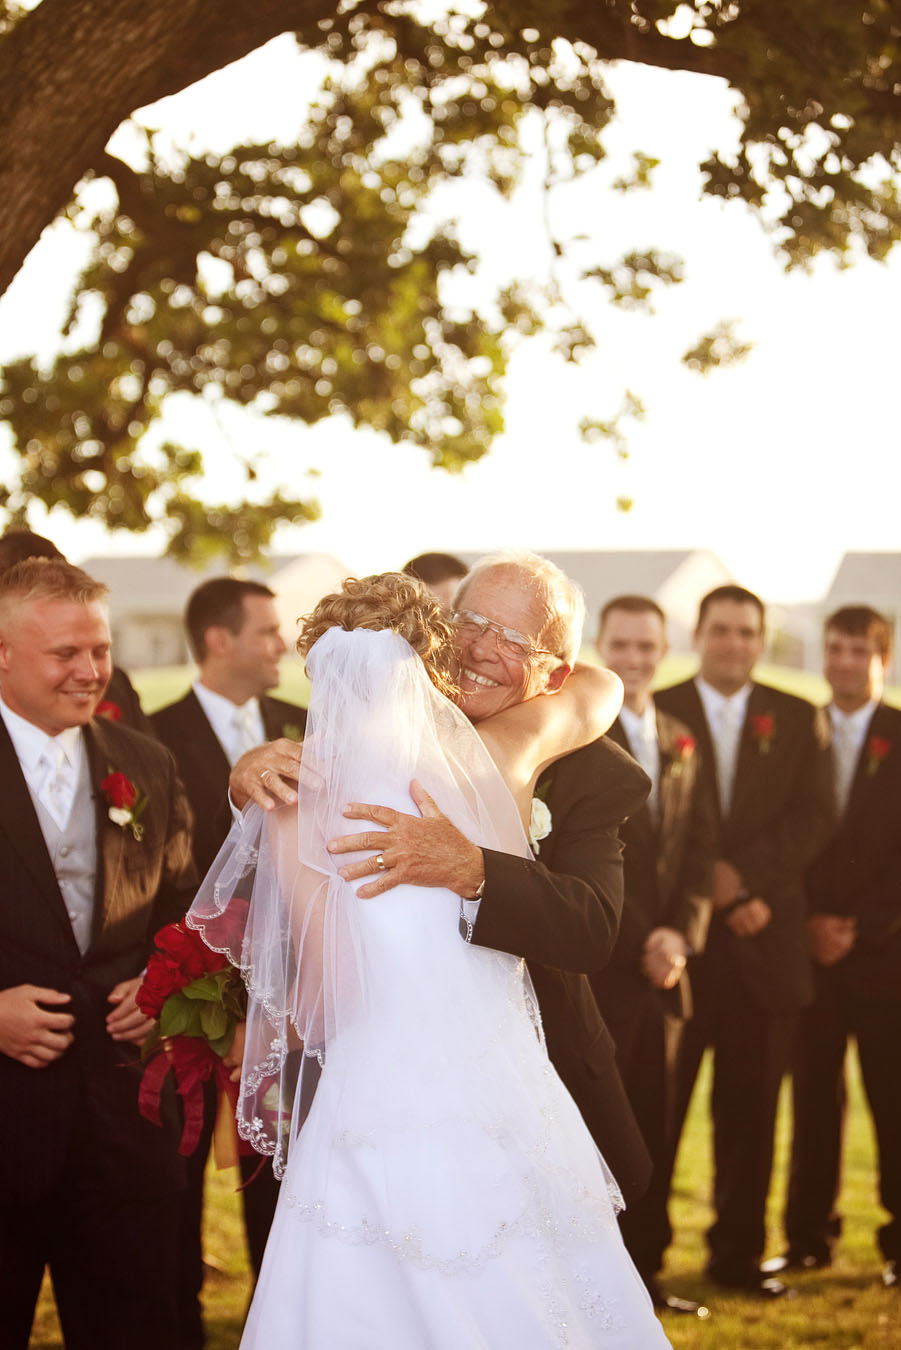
left=476, top=663, right=623, bottom=806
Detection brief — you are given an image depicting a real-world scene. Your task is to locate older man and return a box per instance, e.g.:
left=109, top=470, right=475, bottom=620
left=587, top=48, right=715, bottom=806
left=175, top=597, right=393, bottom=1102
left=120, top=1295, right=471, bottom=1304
left=233, top=552, right=653, bottom=1202
left=0, top=558, right=196, bottom=1349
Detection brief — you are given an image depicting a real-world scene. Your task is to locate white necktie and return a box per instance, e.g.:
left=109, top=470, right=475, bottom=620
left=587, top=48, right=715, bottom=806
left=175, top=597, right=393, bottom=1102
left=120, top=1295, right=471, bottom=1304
left=231, top=703, right=261, bottom=764
left=631, top=724, right=659, bottom=823
left=832, top=719, right=858, bottom=815
left=38, top=741, right=74, bottom=830
left=714, top=700, right=743, bottom=817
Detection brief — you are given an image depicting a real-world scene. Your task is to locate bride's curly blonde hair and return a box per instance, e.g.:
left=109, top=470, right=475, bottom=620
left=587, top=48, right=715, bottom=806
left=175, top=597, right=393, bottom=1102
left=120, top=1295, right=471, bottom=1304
left=297, top=572, right=459, bottom=700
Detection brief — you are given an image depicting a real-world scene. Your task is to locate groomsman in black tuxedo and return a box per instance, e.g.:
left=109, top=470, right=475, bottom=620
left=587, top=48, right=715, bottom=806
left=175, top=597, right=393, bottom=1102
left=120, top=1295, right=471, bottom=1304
left=0, top=529, right=154, bottom=734
left=152, top=577, right=306, bottom=1348
left=0, top=559, right=196, bottom=1349
left=770, top=606, right=901, bottom=1290
left=655, top=584, right=834, bottom=1296
left=594, top=595, right=716, bottom=1315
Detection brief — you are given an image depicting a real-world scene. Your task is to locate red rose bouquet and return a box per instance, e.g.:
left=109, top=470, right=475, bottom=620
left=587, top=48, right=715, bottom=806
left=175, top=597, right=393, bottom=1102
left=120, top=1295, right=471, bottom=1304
left=137, top=913, right=249, bottom=1158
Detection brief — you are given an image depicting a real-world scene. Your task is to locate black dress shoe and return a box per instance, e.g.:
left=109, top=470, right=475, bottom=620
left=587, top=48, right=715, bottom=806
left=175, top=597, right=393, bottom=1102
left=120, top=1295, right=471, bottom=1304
left=761, top=1249, right=831, bottom=1275
left=883, top=1260, right=899, bottom=1289
left=707, top=1268, right=791, bottom=1299
left=645, top=1280, right=711, bottom=1318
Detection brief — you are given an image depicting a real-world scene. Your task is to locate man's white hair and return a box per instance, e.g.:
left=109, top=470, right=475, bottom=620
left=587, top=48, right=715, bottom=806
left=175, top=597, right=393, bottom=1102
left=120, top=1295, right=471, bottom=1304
left=456, top=551, right=585, bottom=665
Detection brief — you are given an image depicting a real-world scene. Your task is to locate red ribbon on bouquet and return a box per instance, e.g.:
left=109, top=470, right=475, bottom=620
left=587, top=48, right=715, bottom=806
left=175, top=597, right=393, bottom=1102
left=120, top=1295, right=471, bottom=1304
left=139, top=1036, right=254, bottom=1160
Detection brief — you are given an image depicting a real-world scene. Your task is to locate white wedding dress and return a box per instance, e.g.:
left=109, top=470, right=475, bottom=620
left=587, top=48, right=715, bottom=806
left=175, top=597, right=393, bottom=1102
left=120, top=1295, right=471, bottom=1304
left=189, top=629, right=670, bottom=1349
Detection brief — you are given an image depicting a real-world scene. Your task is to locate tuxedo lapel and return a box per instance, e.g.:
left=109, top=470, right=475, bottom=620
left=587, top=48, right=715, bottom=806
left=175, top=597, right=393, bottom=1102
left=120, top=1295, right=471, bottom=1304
left=0, top=718, right=79, bottom=947
left=728, top=683, right=771, bottom=823
left=656, top=710, right=684, bottom=842
left=607, top=718, right=656, bottom=846
left=261, top=697, right=303, bottom=742
left=673, top=680, right=721, bottom=827
left=846, top=702, right=895, bottom=817
left=84, top=720, right=127, bottom=944
left=179, top=690, right=231, bottom=790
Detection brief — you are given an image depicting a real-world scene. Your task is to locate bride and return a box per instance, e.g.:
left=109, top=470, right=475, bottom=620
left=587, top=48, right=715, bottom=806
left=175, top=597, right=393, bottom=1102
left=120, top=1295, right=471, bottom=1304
left=188, top=573, right=670, bottom=1348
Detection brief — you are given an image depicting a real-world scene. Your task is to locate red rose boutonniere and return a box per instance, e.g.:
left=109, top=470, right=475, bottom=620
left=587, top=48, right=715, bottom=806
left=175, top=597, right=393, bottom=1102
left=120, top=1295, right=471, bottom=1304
left=101, top=770, right=148, bottom=840
left=670, top=733, right=696, bottom=779
left=95, top=699, right=122, bottom=721
left=751, top=713, right=775, bottom=754
left=866, top=735, right=890, bottom=776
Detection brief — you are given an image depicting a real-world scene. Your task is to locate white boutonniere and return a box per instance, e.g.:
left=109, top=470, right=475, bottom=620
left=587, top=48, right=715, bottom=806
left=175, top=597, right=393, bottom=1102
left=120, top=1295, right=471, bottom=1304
left=529, top=796, right=552, bottom=853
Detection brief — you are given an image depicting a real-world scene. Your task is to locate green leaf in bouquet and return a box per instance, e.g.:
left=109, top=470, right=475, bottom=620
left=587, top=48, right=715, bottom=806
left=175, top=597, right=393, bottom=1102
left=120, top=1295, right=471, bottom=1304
left=200, top=1001, right=229, bottom=1041
left=207, top=1025, right=236, bottom=1059
left=161, top=994, right=203, bottom=1038
left=182, top=974, right=223, bottom=1001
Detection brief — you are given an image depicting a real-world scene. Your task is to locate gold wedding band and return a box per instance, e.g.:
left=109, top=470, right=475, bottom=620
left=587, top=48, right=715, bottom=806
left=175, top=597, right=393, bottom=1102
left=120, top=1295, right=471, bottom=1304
left=375, top=853, right=387, bottom=871
left=260, top=769, right=272, bottom=783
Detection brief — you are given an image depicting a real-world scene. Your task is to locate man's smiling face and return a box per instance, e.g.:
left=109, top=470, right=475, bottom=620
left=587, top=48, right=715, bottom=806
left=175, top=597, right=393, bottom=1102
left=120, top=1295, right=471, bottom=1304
left=453, top=567, right=561, bottom=723
left=0, top=596, right=112, bottom=735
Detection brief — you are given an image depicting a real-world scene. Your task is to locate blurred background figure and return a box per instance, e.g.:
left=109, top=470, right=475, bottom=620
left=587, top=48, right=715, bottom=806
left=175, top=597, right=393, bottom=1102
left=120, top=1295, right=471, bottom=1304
left=594, top=595, right=715, bottom=1317
left=152, top=577, right=306, bottom=1350
left=0, top=529, right=152, bottom=733
left=402, top=551, right=468, bottom=609
left=770, top=605, right=901, bottom=1292
left=655, top=585, right=834, bottom=1298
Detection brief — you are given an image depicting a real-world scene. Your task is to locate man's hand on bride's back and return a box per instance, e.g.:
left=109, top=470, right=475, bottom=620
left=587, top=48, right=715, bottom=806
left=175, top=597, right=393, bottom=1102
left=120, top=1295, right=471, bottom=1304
left=328, top=780, right=485, bottom=900
left=229, top=739, right=303, bottom=811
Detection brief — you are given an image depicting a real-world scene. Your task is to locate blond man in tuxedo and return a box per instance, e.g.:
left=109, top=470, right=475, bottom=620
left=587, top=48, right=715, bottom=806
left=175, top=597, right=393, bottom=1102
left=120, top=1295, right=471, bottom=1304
left=0, top=558, right=196, bottom=1349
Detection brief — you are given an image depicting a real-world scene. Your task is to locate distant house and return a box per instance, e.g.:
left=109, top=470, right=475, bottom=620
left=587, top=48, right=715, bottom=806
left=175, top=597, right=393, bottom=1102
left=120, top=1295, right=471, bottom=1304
left=80, top=553, right=351, bottom=670
left=462, top=549, right=734, bottom=652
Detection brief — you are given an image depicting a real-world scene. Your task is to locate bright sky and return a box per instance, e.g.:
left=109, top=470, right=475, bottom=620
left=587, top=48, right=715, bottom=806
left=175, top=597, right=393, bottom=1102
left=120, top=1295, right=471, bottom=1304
left=1, top=31, right=898, bottom=604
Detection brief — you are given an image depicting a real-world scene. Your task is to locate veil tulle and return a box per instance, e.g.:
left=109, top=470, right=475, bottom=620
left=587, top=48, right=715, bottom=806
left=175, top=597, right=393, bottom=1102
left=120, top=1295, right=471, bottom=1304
left=187, top=626, right=538, bottom=1178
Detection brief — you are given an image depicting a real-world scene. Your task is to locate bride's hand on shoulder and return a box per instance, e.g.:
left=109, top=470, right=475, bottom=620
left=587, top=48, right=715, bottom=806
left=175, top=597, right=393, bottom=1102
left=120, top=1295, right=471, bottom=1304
left=230, top=739, right=303, bottom=811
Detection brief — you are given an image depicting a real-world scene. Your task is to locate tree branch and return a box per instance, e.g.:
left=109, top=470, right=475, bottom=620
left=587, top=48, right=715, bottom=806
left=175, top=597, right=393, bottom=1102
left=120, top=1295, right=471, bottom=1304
left=0, top=0, right=333, bottom=295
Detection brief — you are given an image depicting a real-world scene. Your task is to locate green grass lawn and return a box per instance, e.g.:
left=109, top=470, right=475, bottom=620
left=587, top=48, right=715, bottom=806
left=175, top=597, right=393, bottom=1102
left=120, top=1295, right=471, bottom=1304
left=32, top=1048, right=898, bottom=1348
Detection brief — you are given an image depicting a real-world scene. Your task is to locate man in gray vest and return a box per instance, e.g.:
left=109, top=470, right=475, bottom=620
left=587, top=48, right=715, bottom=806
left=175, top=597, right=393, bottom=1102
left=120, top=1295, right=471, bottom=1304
left=0, top=558, right=196, bottom=1349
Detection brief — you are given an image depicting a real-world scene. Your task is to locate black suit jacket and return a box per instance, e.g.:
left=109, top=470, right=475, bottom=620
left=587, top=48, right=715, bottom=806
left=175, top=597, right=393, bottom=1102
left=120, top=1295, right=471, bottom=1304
left=103, top=665, right=155, bottom=737
left=600, top=707, right=716, bottom=1021
left=655, top=679, right=835, bottom=1013
left=0, top=715, right=197, bottom=1204
left=152, top=690, right=306, bottom=879
left=473, top=734, right=654, bottom=1201
left=806, top=701, right=901, bottom=1003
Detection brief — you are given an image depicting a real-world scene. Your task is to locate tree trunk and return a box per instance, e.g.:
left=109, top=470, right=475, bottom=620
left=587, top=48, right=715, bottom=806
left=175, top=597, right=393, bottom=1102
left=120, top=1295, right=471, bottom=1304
left=0, top=0, right=332, bottom=296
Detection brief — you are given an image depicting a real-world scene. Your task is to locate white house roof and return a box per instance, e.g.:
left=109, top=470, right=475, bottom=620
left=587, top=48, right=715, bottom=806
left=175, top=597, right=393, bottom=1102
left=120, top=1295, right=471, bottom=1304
left=78, top=553, right=349, bottom=618
left=825, top=553, right=901, bottom=602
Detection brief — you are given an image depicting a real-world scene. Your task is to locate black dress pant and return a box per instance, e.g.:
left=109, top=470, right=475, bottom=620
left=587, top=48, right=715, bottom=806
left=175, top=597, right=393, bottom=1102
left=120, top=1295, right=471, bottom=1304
left=601, top=989, right=681, bottom=1279
left=0, top=1116, right=179, bottom=1350
left=786, top=961, right=901, bottom=1261
left=176, top=1078, right=281, bottom=1349
left=665, top=929, right=797, bottom=1280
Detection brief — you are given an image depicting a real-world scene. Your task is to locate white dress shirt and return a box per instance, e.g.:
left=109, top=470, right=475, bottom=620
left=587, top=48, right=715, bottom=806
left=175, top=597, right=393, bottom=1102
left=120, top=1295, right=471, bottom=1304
left=620, top=701, right=660, bottom=822
left=193, top=682, right=266, bottom=766
left=0, top=693, right=84, bottom=830
left=829, top=699, right=878, bottom=815
left=695, top=676, right=753, bottom=817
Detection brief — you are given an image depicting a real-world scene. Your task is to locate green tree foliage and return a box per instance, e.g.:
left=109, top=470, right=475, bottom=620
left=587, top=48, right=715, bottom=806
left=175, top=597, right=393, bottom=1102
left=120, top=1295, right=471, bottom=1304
left=0, top=1, right=899, bottom=558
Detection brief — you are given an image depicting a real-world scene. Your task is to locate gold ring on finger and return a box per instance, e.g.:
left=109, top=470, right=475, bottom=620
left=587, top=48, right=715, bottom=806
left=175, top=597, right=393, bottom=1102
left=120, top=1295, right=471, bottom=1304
left=375, top=853, right=388, bottom=871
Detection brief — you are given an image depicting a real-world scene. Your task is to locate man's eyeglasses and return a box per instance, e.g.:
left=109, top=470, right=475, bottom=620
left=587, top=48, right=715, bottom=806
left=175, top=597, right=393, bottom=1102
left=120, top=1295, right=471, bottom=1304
left=451, top=610, right=554, bottom=662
